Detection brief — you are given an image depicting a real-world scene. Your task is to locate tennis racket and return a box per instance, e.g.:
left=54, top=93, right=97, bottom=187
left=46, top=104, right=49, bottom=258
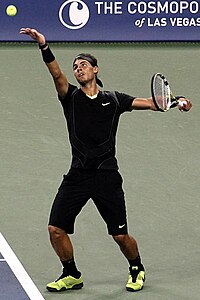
left=151, top=73, right=187, bottom=112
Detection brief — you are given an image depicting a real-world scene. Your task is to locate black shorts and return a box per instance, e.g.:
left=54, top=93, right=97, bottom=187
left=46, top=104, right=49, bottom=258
left=49, top=168, right=128, bottom=235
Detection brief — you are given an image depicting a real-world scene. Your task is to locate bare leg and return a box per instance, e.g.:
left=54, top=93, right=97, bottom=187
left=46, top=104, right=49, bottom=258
left=112, top=234, right=139, bottom=260
left=46, top=226, right=83, bottom=291
left=113, top=235, right=145, bottom=292
left=48, top=225, right=73, bottom=261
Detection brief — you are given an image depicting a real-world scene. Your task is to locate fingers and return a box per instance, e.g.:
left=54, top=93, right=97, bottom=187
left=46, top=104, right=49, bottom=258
left=19, top=27, right=46, bottom=44
left=19, top=27, right=33, bottom=34
left=19, top=28, right=37, bottom=40
left=183, top=99, right=192, bottom=111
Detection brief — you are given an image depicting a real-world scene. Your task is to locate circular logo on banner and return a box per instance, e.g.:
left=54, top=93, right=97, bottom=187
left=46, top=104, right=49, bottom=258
left=59, top=0, right=90, bottom=30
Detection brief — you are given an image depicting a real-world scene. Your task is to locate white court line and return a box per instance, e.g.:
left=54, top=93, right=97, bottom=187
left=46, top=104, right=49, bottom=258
left=0, top=232, right=45, bottom=300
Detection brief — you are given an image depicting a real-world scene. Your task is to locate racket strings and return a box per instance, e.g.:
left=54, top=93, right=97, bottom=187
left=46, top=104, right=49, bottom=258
left=153, top=76, right=170, bottom=111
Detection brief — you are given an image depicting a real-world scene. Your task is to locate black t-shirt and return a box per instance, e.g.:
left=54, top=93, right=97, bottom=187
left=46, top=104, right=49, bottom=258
left=59, top=84, right=134, bottom=169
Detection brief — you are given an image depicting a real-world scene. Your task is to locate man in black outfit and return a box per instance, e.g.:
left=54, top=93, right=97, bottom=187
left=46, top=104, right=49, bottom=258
left=20, top=27, right=192, bottom=293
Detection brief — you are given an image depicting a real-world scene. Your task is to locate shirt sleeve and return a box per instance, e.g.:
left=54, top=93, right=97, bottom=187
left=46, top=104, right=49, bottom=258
left=58, top=84, right=77, bottom=104
left=115, top=91, right=135, bottom=113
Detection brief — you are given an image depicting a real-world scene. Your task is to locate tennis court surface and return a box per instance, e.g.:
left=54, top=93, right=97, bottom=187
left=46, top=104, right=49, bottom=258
left=0, top=42, right=199, bottom=300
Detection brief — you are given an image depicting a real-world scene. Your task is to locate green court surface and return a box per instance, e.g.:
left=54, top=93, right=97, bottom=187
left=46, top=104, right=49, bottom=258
left=0, top=42, right=199, bottom=300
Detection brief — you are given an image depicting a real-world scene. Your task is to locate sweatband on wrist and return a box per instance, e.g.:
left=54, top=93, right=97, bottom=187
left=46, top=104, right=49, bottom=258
left=40, top=45, right=55, bottom=64
left=39, top=43, right=48, bottom=50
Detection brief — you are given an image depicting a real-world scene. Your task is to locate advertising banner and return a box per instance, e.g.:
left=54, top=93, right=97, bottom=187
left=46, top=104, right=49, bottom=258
left=0, top=0, right=200, bottom=42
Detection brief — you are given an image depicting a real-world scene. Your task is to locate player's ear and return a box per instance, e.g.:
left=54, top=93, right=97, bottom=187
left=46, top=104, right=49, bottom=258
left=93, top=66, right=99, bottom=74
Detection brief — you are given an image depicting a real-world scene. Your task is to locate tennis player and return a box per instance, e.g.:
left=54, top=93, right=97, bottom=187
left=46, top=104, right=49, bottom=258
left=19, top=28, right=192, bottom=293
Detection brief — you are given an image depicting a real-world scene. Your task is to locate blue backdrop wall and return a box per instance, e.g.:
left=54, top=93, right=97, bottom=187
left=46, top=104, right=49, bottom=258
left=1, top=0, right=200, bottom=41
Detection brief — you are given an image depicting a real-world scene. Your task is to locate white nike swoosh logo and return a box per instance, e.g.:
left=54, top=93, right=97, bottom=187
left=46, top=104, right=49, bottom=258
left=119, top=224, right=126, bottom=229
left=102, top=102, right=110, bottom=106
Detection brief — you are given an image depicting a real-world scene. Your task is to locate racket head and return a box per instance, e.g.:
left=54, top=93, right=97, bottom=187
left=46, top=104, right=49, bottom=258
left=151, top=73, right=172, bottom=112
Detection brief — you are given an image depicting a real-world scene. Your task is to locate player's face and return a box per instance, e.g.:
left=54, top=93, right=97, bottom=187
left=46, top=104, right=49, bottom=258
left=73, top=59, right=98, bottom=86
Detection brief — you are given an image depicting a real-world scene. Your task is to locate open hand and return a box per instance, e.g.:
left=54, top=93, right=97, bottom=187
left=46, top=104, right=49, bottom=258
left=19, top=28, right=46, bottom=45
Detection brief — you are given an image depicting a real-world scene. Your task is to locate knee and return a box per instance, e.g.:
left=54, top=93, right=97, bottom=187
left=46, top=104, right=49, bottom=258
left=48, top=225, right=65, bottom=240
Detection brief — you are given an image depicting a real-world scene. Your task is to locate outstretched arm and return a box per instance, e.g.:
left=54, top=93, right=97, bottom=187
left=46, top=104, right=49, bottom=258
left=19, top=28, right=68, bottom=99
left=131, top=97, right=157, bottom=111
left=131, top=97, right=192, bottom=112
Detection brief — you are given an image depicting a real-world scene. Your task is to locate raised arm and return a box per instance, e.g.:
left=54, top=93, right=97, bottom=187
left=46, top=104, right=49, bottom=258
left=19, top=28, right=68, bottom=99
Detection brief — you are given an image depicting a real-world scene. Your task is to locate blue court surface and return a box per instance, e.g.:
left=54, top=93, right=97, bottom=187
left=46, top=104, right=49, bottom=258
left=0, top=233, right=44, bottom=300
